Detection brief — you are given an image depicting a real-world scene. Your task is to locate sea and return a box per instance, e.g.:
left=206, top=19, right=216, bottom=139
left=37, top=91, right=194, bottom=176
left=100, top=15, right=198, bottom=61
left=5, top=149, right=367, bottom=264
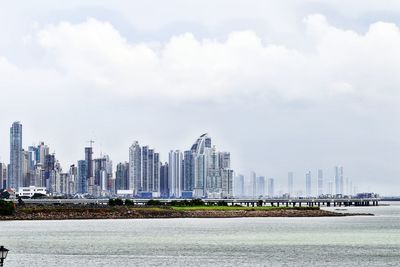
left=1, top=202, right=399, bottom=267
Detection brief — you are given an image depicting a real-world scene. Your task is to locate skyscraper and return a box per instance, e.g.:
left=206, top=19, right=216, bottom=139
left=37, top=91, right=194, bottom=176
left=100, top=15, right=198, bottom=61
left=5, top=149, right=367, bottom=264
left=77, top=160, right=88, bottom=194
left=160, top=162, right=169, bottom=198
left=335, top=166, right=344, bottom=195
left=169, top=150, right=183, bottom=198
left=183, top=150, right=195, bottom=192
left=128, top=141, right=160, bottom=197
left=306, top=171, right=312, bottom=197
left=288, top=172, right=294, bottom=196
left=191, top=134, right=212, bottom=198
left=267, top=178, right=274, bottom=197
left=256, top=176, right=265, bottom=197
left=129, top=141, right=141, bottom=194
left=115, top=162, right=129, bottom=191
left=94, top=155, right=113, bottom=192
left=153, top=152, right=160, bottom=195
left=85, top=147, right=93, bottom=188
left=9, top=121, right=22, bottom=189
left=0, top=163, right=7, bottom=189
left=68, top=164, right=77, bottom=194
left=22, top=150, right=29, bottom=186
left=317, top=169, right=323, bottom=196
left=250, top=171, right=257, bottom=198
left=234, top=174, right=245, bottom=197
left=328, top=180, right=333, bottom=195
left=221, top=168, right=234, bottom=198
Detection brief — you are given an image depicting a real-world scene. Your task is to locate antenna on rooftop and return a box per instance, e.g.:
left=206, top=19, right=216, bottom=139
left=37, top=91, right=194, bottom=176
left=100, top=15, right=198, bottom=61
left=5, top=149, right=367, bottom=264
left=87, top=140, right=95, bottom=148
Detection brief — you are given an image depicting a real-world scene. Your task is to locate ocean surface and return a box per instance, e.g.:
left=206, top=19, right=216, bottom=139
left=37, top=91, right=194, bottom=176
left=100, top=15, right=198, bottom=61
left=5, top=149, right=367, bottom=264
left=1, top=202, right=400, bottom=267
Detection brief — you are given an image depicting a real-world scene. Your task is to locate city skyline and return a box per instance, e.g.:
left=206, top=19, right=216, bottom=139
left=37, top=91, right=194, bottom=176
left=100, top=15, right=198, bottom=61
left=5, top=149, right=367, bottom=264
left=1, top=1, right=399, bottom=195
left=1, top=121, right=363, bottom=198
left=1, top=2, right=399, bottom=267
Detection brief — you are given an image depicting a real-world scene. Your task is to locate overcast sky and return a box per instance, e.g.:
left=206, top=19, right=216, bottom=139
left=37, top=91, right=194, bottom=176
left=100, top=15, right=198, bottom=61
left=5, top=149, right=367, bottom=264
left=0, top=1, right=399, bottom=195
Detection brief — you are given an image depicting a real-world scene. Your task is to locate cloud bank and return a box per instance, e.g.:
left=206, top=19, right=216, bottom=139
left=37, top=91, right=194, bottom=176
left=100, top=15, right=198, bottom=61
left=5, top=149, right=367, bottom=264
left=0, top=11, right=399, bottom=194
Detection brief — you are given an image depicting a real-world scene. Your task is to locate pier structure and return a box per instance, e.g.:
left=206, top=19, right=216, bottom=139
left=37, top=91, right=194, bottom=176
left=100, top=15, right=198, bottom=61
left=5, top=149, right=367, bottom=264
left=8, top=198, right=381, bottom=207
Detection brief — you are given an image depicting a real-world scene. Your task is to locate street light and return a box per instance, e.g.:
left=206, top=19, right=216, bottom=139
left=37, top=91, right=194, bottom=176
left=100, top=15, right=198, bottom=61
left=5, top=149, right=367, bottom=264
left=0, top=246, right=9, bottom=267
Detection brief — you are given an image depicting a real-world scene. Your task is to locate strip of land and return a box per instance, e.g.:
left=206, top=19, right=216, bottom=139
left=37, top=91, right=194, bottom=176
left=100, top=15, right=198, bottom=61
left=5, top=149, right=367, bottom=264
left=0, top=205, right=373, bottom=220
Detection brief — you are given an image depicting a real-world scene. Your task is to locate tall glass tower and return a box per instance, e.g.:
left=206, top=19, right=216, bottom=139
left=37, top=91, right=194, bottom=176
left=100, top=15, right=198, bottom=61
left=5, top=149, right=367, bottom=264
left=9, top=121, right=22, bottom=189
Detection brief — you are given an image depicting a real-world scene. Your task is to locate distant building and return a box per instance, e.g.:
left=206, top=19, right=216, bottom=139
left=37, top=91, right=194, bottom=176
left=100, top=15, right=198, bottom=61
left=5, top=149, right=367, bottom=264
left=250, top=171, right=257, bottom=198
left=328, top=180, right=333, bottom=195
left=129, top=141, right=160, bottom=197
left=183, top=150, right=194, bottom=192
left=306, top=171, right=312, bottom=197
left=68, top=164, right=77, bottom=195
left=128, top=141, right=141, bottom=194
left=335, top=166, right=344, bottom=195
left=256, top=176, right=265, bottom=197
left=0, top=163, right=7, bottom=189
left=85, top=147, right=94, bottom=188
left=169, top=150, right=183, bottom=198
left=160, top=162, right=169, bottom=198
left=234, top=174, right=245, bottom=197
left=116, top=162, right=129, bottom=191
left=317, top=169, right=323, bottom=196
left=94, top=155, right=113, bottom=194
left=77, top=160, right=88, bottom=193
left=267, top=178, right=274, bottom=197
left=191, top=134, right=212, bottom=198
left=9, top=121, right=23, bottom=189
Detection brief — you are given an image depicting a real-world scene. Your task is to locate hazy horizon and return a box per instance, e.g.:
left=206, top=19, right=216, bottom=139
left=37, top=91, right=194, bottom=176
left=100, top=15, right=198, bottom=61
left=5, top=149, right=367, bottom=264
left=1, top=1, right=399, bottom=195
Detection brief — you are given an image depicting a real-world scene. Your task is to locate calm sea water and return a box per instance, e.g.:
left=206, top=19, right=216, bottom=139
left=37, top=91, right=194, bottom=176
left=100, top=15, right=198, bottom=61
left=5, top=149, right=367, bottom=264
left=1, top=202, right=400, bottom=267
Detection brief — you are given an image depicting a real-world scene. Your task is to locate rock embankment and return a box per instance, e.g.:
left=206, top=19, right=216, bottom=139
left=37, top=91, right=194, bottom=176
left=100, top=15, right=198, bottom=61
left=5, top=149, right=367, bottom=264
left=0, top=206, right=373, bottom=221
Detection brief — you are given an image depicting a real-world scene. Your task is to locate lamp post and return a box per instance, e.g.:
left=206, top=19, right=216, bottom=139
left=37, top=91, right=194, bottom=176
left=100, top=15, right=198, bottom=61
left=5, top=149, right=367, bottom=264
left=0, top=246, right=9, bottom=267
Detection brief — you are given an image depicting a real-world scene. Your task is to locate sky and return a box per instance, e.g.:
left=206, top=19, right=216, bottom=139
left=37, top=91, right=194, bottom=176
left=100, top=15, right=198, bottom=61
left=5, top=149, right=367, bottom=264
left=0, top=0, right=399, bottom=195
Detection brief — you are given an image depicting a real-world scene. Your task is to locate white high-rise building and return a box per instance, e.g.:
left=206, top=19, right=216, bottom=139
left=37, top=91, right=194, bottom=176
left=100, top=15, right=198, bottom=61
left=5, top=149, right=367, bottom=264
left=169, top=150, right=183, bottom=198
left=129, top=141, right=141, bottom=194
left=129, top=141, right=160, bottom=197
left=191, top=134, right=212, bottom=198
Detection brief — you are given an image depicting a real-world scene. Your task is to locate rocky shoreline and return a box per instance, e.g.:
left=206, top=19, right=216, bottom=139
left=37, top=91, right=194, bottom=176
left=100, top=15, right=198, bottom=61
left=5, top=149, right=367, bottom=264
left=0, top=206, right=373, bottom=221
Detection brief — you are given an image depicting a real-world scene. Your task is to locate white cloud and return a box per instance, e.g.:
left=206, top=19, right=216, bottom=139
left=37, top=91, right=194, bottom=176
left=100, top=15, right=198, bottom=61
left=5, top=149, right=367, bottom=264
left=27, top=15, right=400, bottom=106
left=1, top=10, right=400, bottom=194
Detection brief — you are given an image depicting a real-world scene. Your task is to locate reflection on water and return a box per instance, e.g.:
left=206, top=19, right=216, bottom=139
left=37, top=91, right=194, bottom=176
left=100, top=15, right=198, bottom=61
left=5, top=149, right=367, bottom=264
left=1, top=202, right=400, bottom=266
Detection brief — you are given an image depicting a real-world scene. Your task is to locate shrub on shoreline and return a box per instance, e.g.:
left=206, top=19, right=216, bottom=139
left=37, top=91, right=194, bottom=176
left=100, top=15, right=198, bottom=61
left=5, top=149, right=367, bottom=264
left=169, top=199, right=205, bottom=207
left=0, top=200, right=15, bottom=215
left=125, top=199, right=134, bottom=206
left=108, top=198, right=124, bottom=206
left=147, top=199, right=162, bottom=206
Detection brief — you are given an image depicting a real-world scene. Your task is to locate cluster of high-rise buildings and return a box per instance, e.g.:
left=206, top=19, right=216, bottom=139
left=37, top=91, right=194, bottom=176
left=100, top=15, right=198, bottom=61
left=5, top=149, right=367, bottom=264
left=1, top=122, right=234, bottom=198
left=126, top=134, right=234, bottom=198
left=0, top=121, right=359, bottom=199
left=234, top=167, right=357, bottom=198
